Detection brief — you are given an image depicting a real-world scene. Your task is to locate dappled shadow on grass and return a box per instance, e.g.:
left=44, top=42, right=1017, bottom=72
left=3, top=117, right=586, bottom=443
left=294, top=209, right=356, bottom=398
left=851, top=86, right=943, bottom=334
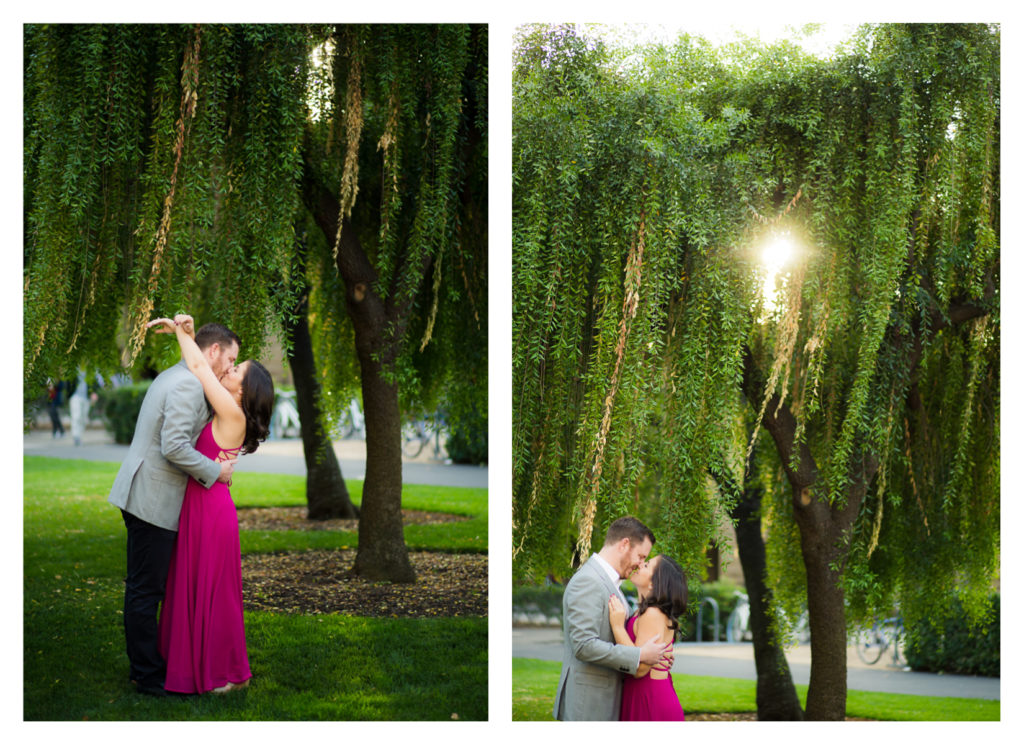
left=243, top=549, right=487, bottom=618
left=244, top=613, right=488, bottom=720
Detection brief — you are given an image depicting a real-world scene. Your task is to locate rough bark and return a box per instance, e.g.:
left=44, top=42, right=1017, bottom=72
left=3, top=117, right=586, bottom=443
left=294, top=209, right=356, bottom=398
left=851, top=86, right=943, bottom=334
left=303, top=156, right=416, bottom=583
left=284, top=293, right=359, bottom=520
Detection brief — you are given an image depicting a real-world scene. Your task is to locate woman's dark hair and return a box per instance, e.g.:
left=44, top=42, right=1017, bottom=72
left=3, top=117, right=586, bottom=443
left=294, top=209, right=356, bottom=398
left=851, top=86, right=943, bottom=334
left=637, top=555, right=688, bottom=634
left=239, top=360, right=274, bottom=454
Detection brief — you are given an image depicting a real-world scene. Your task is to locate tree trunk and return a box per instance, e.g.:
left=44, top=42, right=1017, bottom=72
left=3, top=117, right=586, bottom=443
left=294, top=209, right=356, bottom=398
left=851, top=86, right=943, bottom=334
left=731, top=482, right=805, bottom=720
left=303, top=160, right=416, bottom=582
left=713, top=444, right=804, bottom=721
left=349, top=337, right=414, bottom=581
left=742, top=348, right=873, bottom=720
left=797, top=518, right=849, bottom=720
left=284, top=293, right=359, bottom=520
left=798, top=452, right=875, bottom=720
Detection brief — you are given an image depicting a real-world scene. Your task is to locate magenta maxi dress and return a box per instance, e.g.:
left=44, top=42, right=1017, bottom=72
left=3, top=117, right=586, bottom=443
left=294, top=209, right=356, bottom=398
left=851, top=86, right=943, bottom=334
left=158, top=423, right=251, bottom=693
left=620, top=614, right=685, bottom=720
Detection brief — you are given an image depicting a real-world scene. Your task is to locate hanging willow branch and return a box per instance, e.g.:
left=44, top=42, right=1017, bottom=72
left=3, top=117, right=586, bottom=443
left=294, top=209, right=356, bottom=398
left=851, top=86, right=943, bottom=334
left=577, top=206, right=647, bottom=560
left=333, top=29, right=364, bottom=265
left=125, top=24, right=202, bottom=367
left=419, top=241, right=445, bottom=351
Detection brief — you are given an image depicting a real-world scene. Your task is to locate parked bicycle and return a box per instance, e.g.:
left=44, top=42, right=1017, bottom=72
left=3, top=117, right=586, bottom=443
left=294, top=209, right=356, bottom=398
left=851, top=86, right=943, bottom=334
left=726, top=591, right=811, bottom=644
left=401, top=413, right=445, bottom=459
left=855, top=616, right=905, bottom=666
left=331, top=398, right=365, bottom=440
left=270, top=390, right=301, bottom=439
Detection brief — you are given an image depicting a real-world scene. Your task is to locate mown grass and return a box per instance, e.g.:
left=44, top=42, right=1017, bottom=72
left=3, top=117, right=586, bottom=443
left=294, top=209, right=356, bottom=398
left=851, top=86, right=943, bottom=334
left=512, top=658, right=999, bottom=721
left=24, top=456, right=487, bottom=720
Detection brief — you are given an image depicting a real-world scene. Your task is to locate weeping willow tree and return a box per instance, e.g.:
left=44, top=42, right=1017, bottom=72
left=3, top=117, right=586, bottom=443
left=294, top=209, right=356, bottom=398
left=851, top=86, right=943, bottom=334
left=24, top=23, right=488, bottom=583
left=296, top=23, right=487, bottom=581
left=718, top=24, right=1000, bottom=719
left=512, top=25, right=754, bottom=586
left=513, top=23, right=998, bottom=721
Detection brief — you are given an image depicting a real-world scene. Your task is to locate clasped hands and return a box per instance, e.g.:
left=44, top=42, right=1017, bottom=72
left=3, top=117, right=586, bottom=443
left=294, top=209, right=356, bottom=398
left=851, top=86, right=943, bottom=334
left=146, top=313, right=195, bottom=337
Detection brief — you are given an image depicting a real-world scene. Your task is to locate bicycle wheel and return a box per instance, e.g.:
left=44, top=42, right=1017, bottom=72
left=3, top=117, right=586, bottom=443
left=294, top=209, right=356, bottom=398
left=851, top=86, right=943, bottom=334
left=334, top=411, right=355, bottom=439
left=855, top=626, right=886, bottom=665
left=401, top=423, right=425, bottom=457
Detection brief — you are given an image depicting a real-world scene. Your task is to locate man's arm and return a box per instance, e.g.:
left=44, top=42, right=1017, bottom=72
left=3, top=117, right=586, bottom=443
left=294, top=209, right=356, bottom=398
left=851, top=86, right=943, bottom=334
left=564, top=572, right=641, bottom=675
left=160, top=374, right=225, bottom=489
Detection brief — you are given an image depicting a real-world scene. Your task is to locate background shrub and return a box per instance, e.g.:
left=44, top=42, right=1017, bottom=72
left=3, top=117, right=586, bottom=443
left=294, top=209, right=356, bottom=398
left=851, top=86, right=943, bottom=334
left=97, top=382, right=151, bottom=444
left=512, top=577, right=746, bottom=642
left=445, top=403, right=488, bottom=465
left=904, top=594, right=1000, bottom=677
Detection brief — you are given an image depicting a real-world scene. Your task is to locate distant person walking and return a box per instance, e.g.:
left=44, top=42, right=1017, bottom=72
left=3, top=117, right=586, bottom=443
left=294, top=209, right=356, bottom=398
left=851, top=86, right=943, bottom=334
left=69, top=371, right=98, bottom=446
left=46, top=379, right=65, bottom=438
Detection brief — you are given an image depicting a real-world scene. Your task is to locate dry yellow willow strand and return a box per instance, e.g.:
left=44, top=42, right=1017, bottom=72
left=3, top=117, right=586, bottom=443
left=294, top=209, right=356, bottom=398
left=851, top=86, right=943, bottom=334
left=333, top=32, right=363, bottom=265
left=577, top=209, right=647, bottom=560
left=124, top=25, right=202, bottom=368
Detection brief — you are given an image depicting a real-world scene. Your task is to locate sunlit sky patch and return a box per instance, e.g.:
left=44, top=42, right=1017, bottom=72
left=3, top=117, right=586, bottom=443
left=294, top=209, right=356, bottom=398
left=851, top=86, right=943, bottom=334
left=586, top=22, right=860, bottom=59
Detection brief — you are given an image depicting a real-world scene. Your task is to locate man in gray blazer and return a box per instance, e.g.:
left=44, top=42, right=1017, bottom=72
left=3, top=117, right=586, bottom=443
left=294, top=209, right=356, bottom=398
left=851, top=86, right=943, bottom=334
left=553, top=516, right=673, bottom=720
left=108, top=323, right=240, bottom=696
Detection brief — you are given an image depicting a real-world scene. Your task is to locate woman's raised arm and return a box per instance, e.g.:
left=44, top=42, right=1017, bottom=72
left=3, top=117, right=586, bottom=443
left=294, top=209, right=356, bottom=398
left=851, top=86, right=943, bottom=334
left=147, top=316, right=244, bottom=432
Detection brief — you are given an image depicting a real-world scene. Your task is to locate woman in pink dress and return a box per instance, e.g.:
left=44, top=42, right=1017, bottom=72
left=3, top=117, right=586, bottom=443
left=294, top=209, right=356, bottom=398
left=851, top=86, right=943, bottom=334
left=148, top=313, right=274, bottom=695
left=608, top=554, right=688, bottom=720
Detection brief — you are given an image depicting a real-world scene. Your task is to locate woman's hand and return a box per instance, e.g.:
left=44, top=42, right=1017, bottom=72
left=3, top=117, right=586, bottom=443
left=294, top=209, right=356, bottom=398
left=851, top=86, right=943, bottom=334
left=146, top=317, right=177, bottom=334
left=608, top=594, right=627, bottom=629
left=173, top=314, right=195, bottom=338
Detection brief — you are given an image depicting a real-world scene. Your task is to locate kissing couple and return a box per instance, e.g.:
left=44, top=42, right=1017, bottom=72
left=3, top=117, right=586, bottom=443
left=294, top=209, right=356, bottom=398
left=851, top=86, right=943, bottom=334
left=554, top=516, right=689, bottom=721
left=108, top=314, right=274, bottom=696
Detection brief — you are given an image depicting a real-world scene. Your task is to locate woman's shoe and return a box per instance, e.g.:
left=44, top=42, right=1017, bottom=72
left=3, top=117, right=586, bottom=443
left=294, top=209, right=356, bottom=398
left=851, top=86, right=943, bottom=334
left=211, top=679, right=250, bottom=695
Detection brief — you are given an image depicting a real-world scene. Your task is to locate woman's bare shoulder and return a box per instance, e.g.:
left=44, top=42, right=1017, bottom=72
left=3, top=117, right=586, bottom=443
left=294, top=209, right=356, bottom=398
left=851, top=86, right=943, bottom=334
left=636, top=605, right=671, bottom=638
left=639, top=605, right=669, bottom=623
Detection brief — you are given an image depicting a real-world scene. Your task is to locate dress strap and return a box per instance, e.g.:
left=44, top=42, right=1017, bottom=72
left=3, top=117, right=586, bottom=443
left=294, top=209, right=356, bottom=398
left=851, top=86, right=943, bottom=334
left=219, top=445, right=243, bottom=460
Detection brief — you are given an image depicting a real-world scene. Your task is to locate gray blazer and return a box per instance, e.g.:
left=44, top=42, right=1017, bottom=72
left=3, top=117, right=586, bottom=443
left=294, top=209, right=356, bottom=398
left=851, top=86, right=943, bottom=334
left=553, top=555, right=641, bottom=720
left=108, top=360, right=221, bottom=531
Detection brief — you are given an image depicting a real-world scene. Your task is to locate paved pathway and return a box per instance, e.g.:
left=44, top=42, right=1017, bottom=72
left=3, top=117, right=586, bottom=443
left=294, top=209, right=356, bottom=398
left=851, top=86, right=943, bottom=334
left=24, top=426, right=488, bottom=489
left=513, top=626, right=1000, bottom=701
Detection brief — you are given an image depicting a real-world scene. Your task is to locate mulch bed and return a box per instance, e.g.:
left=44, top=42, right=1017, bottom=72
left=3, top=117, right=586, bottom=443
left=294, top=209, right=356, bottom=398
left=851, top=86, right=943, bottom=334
left=239, top=508, right=485, bottom=619
left=686, top=713, right=759, bottom=721
left=237, top=505, right=470, bottom=532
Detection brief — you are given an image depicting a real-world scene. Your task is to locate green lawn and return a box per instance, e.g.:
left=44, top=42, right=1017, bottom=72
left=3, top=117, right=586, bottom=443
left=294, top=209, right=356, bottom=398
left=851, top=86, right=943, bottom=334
left=513, top=658, right=1000, bottom=721
left=24, top=456, right=487, bottom=720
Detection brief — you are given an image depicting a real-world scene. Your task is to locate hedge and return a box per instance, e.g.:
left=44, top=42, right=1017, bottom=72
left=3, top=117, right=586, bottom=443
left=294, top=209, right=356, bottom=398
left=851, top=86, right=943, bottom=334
left=97, top=381, right=151, bottom=444
left=904, top=594, right=1000, bottom=677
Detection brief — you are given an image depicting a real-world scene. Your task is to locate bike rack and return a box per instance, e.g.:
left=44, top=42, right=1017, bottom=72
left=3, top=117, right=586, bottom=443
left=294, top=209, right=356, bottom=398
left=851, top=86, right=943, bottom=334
left=695, top=597, right=720, bottom=643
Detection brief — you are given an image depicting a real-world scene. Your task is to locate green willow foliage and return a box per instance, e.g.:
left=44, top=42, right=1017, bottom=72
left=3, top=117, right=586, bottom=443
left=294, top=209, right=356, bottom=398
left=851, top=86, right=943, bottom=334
left=513, top=23, right=998, bottom=630
left=25, top=24, right=308, bottom=387
left=24, top=24, right=487, bottom=439
left=513, top=27, right=755, bottom=582
left=303, top=24, right=488, bottom=428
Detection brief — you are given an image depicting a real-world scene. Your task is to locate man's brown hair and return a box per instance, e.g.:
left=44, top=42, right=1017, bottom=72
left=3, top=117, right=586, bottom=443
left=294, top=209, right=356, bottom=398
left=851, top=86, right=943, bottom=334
left=195, top=322, right=240, bottom=352
left=604, top=516, right=655, bottom=548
